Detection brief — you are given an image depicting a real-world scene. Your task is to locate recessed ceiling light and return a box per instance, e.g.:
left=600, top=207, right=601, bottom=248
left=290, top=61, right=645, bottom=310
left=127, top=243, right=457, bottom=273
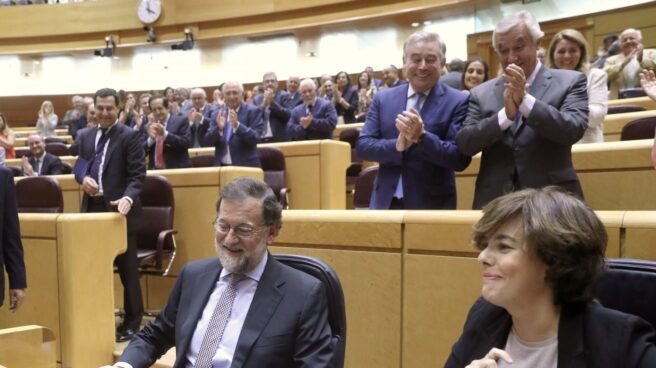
left=411, top=22, right=420, bottom=27
left=423, top=20, right=432, bottom=25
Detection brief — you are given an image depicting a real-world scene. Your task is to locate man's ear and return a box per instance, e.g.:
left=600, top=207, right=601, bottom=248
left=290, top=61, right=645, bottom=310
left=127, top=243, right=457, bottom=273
left=267, top=223, right=281, bottom=244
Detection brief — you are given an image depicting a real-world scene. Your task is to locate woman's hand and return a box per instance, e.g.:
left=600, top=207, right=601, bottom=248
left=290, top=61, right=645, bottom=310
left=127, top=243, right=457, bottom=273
left=465, top=348, right=513, bottom=368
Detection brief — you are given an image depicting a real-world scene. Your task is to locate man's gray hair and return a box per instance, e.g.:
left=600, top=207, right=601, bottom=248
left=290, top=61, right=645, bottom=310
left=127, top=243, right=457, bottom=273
left=262, top=71, right=277, bottom=81
left=216, top=176, right=282, bottom=226
left=190, top=87, right=206, bottom=98
left=620, top=28, right=642, bottom=42
left=403, top=31, right=444, bottom=62
left=222, top=81, right=244, bottom=94
left=492, top=10, right=544, bottom=52
left=299, top=78, right=316, bottom=90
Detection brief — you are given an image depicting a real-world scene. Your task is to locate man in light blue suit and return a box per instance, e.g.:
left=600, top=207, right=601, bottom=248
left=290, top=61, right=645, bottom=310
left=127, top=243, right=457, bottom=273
left=204, top=81, right=264, bottom=168
left=287, top=79, right=337, bottom=141
left=356, top=31, right=471, bottom=209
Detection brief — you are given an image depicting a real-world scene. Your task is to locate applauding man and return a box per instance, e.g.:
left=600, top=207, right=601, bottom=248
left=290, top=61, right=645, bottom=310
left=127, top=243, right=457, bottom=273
left=287, top=79, right=337, bottom=141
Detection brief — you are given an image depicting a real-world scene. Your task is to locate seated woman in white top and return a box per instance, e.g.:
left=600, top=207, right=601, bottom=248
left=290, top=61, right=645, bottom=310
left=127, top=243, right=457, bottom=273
left=547, top=29, right=608, bottom=144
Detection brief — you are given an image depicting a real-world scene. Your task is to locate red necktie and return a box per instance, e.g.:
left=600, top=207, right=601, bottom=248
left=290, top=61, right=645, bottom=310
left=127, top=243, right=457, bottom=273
left=155, top=135, right=165, bottom=168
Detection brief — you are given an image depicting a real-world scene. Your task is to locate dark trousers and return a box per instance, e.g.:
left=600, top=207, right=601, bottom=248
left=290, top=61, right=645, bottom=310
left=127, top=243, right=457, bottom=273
left=87, top=196, right=144, bottom=328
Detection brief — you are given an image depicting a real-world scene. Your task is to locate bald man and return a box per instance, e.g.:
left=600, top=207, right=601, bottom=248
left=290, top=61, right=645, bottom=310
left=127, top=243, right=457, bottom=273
left=287, top=79, right=337, bottom=140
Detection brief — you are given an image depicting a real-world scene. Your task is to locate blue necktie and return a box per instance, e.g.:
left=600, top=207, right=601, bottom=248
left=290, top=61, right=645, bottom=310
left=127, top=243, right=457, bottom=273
left=89, top=128, right=109, bottom=182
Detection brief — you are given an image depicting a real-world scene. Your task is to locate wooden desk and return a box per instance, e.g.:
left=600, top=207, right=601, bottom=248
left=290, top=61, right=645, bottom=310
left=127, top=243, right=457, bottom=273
left=0, top=213, right=127, bottom=367
left=603, top=110, right=656, bottom=141
left=333, top=122, right=364, bottom=140
left=0, top=325, right=56, bottom=368
left=608, top=96, right=656, bottom=110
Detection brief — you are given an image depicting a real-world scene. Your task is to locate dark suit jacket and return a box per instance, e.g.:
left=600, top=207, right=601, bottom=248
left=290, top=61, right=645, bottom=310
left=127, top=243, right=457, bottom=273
left=0, top=167, right=26, bottom=307
left=334, top=85, right=359, bottom=124
left=253, top=91, right=292, bottom=142
left=190, top=104, right=218, bottom=148
left=356, top=82, right=471, bottom=209
left=203, top=102, right=264, bottom=168
left=445, top=298, right=656, bottom=368
left=75, top=123, right=146, bottom=232
left=146, top=114, right=192, bottom=169
left=441, top=71, right=463, bottom=90
left=118, top=255, right=334, bottom=368
left=24, top=153, right=63, bottom=176
left=456, top=66, right=589, bottom=209
left=288, top=91, right=303, bottom=108
left=287, top=98, right=337, bottom=141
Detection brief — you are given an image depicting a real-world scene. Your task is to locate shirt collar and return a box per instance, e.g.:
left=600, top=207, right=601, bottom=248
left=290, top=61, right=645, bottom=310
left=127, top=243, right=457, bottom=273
left=526, top=59, right=542, bottom=86
left=406, top=85, right=431, bottom=100
left=220, top=251, right=268, bottom=283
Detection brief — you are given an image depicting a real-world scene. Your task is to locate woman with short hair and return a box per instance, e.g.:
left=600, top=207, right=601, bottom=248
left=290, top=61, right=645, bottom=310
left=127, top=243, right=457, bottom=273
left=445, top=187, right=656, bottom=368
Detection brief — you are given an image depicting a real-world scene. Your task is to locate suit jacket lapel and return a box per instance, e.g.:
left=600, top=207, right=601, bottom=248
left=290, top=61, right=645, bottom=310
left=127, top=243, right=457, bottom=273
left=557, top=304, right=586, bottom=368
left=231, top=256, right=285, bottom=367
left=420, top=83, right=445, bottom=120
left=175, top=265, right=223, bottom=363
left=102, top=125, right=121, bottom=170
left=514, top=66, right=551, bottom=135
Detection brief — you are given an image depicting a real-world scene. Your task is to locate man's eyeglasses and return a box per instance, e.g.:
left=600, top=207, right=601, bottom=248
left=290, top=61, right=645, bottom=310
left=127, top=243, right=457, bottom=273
left=213, top=220, right=268, bottom=238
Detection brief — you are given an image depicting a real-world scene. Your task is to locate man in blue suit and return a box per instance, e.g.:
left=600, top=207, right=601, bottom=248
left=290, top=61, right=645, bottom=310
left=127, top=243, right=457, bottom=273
left=253, top=72, right=292, bottom=142
left=107, top=177, right=333, bottom=368
left=287, top=79, right=337, bottom=141
left=0, top=167, right=26, bottom=312
left=187, top=88, right=218, bottom=148
left=356, top=31, right=471, bottom=209
left=204, top=81, right=264, bottom=168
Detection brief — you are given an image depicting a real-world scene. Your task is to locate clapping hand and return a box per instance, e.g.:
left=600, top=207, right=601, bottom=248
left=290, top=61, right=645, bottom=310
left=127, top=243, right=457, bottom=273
left=300, top=113, right=312, bottom=129
left=228, top=109, right=238, bottom=130
left=640, top=70, right=656, bottom=101
left=464, top=348, right=513, bottom=368
left=395, top=107, right=424, bottom=151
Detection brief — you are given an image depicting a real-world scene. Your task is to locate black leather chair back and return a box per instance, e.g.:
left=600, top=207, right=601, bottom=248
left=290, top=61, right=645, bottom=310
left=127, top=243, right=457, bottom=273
left=137, top=175, right=177, bottom=273
left=45, top=142, right=69, bottom=156
left=61, top=162, right=73, bottom=175
left=339, top=128, right=363, bottom=180
left=15, top=176, right=64, bottom=213
left=620, top=116, right=656, bottom=141
left=45, top=137, right=68, bottom=145
left=619, top=88, right=647, bottom=99
left=7, top=166, right=21, bottom=177
left=607, top=105, right=646, bottom=115
left=274, top=254, right=346, bottom=368
left=190, top=155, right=215, bottom=168
left=592, top=259, right=656, bottom=328
left=353, top=165, right=378, bottom=209
left=257, top=146, right=289, bottom=208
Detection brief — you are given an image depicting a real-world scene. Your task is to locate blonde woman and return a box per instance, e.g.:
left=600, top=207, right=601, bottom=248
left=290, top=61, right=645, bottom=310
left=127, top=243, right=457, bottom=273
left=548, top=29, right=608, bottom=143
left=0, top=112, right=15, bottom=159
left=36, top=100, right=58, bottom=137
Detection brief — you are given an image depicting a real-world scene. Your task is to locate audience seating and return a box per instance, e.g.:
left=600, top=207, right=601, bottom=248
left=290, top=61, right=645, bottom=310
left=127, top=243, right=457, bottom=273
left=619, top=88, right=647, bottom=99
left=353, top=165, right=378, bottom=209
left=339, top=128, right=363, bottom=185
left=620, top=116, right=656, bottom=141
left=274, top=254, right=347, bottom=368
left=61, top=161, right=73, bottom=174
left=607, top=105, right=646, bottom=115
left=45, top=142, right=69, bottom=156
left=15, top=176, right=64, bottom=213
left=190, top=154, right=215, bottom=168
left=136, top=175, right=177, bottom=276
left=45, top=137, right=68, bottom=145
left=15, top=147, right=30, bottom=158
left=592, top=258, right=656, bottom=328
left=257, top=146, right=290, bottom=209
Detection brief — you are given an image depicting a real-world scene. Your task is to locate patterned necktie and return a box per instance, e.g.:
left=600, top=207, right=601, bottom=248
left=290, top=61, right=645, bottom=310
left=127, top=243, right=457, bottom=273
left=88, top=128, right=108, bottom=182
left=155, top=134, right=165, bottom=169
left=194, top=273, right=246, bottom=368
left=413, top=92, right=424, bottom=112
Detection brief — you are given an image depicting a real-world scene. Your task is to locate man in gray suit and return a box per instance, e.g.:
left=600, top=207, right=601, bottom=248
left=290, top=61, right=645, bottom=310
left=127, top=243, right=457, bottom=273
left=456, top=10, right=588, bottom=209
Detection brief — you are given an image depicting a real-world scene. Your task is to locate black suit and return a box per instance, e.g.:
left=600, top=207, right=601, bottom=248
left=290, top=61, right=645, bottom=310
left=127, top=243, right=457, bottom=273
left=253, top=91, right=292, bottom=142
left=0, top=167, right=26, bottom=308
left=24, top=153, right=63, bottom=176
left=146, top=114, right=192, bottom=169
left=118, top=255, right=334, bottom=368
left=445, top=298, right=656, bottom=368
left=76, top=122, right=146, bottom=328
left=334, top=85, right=359, bottom=124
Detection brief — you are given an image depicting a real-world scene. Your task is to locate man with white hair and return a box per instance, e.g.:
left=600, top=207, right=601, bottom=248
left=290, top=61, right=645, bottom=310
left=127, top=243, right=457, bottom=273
left=286, top=75, right=303, bottom=108
left=456, top=10, right=589, bottom=209
left=603, top=28, right=656, bottom=99
left=253, top=72, right=292, bottom=142
left=187, top=88, right=218, bottom=148
left=203, top=81, right=264, bottom=167
left=287, top=79, right=337, bottom=140
left=356, top=31, right=471, bottom=209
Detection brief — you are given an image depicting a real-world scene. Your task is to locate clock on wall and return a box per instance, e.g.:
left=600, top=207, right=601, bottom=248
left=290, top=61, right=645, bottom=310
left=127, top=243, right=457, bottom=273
left=137, top=0, right=162, bottom=25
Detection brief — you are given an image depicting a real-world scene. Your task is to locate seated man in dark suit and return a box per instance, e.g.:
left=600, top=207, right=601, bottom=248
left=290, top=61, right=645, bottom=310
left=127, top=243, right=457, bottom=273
left=145, top=96, right=192, bottom=169
left=105, top=176, right=334, bottom=368
left=203, top=81, right=264, bottom=168
left=288, top=78, right=338, bottom=140
left=286, top=75, right=304, bottom=108
left=378, top=64, right=407, bottom=91
left=455, top=10, right=589, bottom=209
left=0, top=166, right=26, bottom=313
left=356, top=31, right=471, bottom=209
left=21, top=133, right=64, bottom=176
